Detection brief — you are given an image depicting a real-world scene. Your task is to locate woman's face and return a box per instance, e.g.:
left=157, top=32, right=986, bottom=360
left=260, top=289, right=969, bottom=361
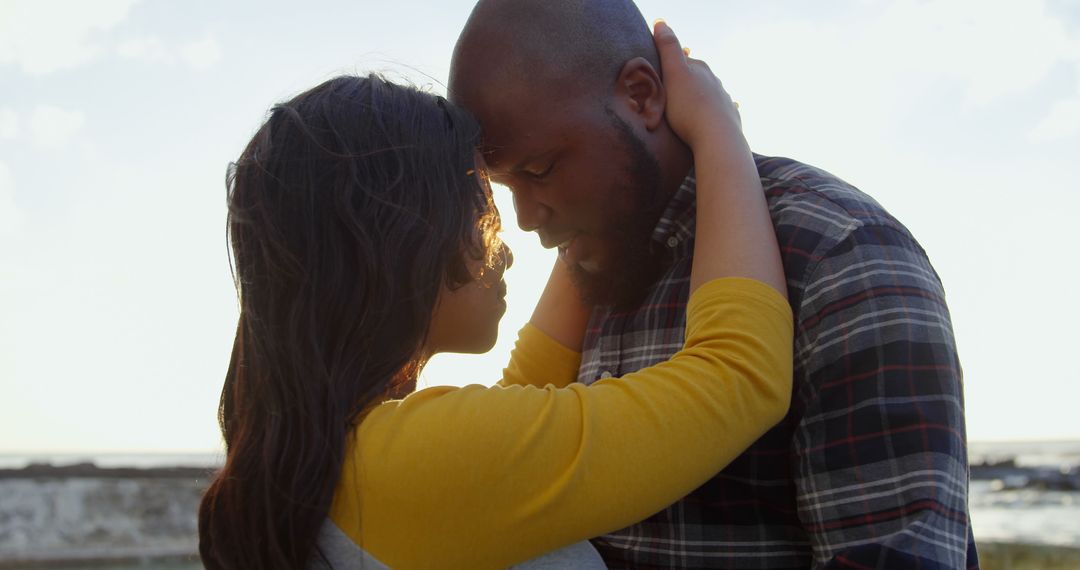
left=425, top=159, right=513, bottom=355
left=427, top=242, right=512, bottom=355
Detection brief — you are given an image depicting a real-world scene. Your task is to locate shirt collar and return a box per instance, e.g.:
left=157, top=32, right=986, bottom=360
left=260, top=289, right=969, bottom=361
left=650, top=170, right=697, bottom=251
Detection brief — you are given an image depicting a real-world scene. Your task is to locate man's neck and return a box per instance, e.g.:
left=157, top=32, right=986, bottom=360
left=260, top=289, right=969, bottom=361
left=656, top=136, right=694, bottom=205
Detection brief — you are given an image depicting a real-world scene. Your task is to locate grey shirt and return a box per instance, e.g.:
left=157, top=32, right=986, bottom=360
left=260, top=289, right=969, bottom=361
left=308, top=518, right=607, bottom=569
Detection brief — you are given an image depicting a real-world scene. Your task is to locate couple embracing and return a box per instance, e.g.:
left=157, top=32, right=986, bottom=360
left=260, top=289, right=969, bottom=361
left=198, top=1, right=977, bottom=568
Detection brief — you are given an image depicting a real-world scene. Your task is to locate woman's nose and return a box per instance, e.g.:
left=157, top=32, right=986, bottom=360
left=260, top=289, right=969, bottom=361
left=501, top=243, right=514, bottom=271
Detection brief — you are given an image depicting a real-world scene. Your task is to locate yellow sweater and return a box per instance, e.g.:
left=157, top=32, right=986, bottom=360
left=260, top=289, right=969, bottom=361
left=329, top=277, right=794, bottom=568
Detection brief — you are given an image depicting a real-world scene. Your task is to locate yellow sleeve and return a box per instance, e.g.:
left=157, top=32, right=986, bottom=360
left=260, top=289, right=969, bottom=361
left=330, top=277, right=793, bottom=569
left=498, top=323, right=582, bottom=389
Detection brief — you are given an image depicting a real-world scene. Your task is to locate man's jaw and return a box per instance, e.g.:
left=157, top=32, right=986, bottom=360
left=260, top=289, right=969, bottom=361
left=560, top=224, right=665, bottom=308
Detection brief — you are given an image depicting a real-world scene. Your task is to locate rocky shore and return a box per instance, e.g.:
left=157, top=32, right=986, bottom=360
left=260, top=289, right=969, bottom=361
left=0, top=462, right=216, bottom=567
left=971, top=458, right=1080, bottom=491
left=0, top=462, right=216, bottom=481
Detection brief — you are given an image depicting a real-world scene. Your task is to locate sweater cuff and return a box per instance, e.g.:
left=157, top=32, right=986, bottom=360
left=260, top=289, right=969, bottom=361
left=500, top=323, right=583, bottom=389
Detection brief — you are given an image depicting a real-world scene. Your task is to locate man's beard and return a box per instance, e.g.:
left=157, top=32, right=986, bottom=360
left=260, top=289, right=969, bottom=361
left=568, top=110, right=667, bottom=309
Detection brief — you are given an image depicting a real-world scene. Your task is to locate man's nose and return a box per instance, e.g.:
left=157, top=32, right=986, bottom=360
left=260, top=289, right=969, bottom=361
left=512, top=189, right=552, bottom=232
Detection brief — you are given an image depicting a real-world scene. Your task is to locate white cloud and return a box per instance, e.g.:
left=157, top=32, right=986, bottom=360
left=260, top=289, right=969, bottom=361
left=1030, top=68, right=1080, bottom=142
left=0, top=162, right=21, bottom=236
left=0, top=0, right=140, bottom=74
left=871, top=0, right=1080, bottom=106
left=116, top=33, right=222, bottom=71
left=180, top=35, right=222, bottom=71
left=0, top=109, right=18, bottom=140
left=717, top=0, right=1080, bottom=125
left=116, top=36, right=171, bottom=63
left=29, top=105, right=86, bottom=149
left=1030, top=96, right=1080, bottom=142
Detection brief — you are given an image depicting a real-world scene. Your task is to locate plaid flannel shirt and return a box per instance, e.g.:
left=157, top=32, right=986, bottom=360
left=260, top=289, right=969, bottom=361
left=580, top=155, right=978, bottom=569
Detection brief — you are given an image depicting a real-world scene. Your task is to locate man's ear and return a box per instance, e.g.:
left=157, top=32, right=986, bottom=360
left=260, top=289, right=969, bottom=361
left=614, top=57, right=666, bottom=132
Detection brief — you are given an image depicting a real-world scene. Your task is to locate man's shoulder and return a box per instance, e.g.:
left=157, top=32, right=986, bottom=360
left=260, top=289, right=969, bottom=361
left=756, top=154, right=897, bottom=228
left=750, top=154, right=936, bottom=304
left=755, top=154, right=915, bottom=256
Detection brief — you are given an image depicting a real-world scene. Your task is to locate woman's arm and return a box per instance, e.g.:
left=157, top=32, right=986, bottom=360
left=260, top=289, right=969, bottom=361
left=654, top=21, right=787, bottom=299
left=336, top=279, right=792, bottom=569
left=499, top=260, right=590, bottom=389
left=526, top=260, right=591, bottom=351
left=497, top=322, right=582, bottom=390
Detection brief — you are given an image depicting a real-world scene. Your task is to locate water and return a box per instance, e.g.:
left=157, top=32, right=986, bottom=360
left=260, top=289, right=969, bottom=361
left=968, top=440, right=1080, bottom=548
left=970, top=480, right=1080, bottom=546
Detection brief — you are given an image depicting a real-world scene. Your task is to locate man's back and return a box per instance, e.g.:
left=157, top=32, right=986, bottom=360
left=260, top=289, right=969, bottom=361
left=580, top=155, right=978, bottom=569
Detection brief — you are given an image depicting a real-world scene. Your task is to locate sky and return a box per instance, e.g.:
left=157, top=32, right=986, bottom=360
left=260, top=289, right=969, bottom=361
left=1, top=0, right=1078, bottom=453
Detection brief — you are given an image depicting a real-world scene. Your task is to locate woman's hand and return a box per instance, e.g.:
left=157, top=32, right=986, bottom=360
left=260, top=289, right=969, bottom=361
left=653, top=20, right=744, bottom=154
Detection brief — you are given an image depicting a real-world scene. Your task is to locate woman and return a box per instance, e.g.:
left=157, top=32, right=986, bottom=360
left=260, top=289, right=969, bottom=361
left=199, top=22, right=791, bottom=569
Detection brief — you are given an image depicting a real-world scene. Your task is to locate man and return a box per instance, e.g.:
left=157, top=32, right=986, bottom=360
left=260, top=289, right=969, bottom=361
left=449, top=1, right=978, bottom=568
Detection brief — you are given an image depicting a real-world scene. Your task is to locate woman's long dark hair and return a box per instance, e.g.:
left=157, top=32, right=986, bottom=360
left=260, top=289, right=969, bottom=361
left=198, top=75, right=501, bottom=569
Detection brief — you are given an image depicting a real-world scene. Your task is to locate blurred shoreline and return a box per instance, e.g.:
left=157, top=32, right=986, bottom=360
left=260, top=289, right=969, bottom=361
left=0, top=441, right=1077, bottom=567
left=0, top=461, right=213, bottom=566
left=0, top=463, right=215, bottom=480
left=0, top=452, right=224, bottom=471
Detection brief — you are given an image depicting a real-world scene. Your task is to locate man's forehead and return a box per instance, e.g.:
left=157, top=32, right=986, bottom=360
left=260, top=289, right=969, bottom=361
left=474, top=106, right=547, bottom=167
left=480, top=120, right=568, bottom=173
left=475, top=95, right=594, bottom=169
left=478, top=139, right=524, bottom=172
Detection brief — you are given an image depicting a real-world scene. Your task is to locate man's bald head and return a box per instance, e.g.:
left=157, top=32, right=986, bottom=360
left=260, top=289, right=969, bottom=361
left=449, top=0, right=658, bottom=103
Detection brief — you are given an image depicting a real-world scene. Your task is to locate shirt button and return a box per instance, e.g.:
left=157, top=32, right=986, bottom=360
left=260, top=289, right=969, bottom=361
left=599, top=370, right=613, bottom=380
left=666, top=236, right=679, bottom=248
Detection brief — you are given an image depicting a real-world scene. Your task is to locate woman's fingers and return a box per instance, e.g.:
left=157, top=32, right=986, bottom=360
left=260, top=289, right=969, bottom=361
left=652, top=19, right=745, bottom=146
left=652, top=19, right=686, bottom=71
